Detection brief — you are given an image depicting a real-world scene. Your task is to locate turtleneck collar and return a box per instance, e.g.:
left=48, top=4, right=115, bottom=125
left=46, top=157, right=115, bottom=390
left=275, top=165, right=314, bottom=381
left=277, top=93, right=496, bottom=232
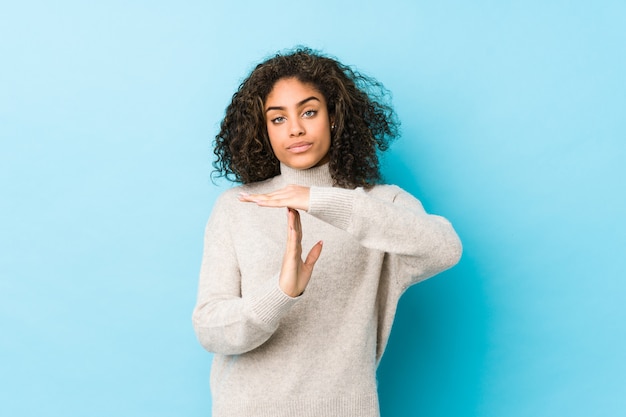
left=278, top=162, right=335, bottom=187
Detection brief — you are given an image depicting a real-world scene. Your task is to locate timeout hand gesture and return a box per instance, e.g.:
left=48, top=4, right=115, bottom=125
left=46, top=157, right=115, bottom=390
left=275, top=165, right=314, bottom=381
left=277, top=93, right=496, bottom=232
left=279, top=208, right=323, bottom=297
left=238, top=185, right=310, bottom=211
left=239, top=186, right=323, bottom=297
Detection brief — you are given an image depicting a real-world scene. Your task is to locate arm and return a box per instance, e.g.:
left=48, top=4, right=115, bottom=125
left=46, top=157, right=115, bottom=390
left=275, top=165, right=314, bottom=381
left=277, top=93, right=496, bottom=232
left=309, top=185, right=462, bottom=283
left=241, top=184, right=462, bottom=285
left=192, top=195, right=322, bottom=355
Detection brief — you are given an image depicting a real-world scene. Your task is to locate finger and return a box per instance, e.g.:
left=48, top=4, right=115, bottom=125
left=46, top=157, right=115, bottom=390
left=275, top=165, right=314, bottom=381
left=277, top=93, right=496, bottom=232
left=258, top=188, right=290, bottom=199
left=256, top=198, right=290, bottom=208
left=286, top=207, right=295, bottom=239
left=239, top=193, right=290, bottom=208
left=239, top=186, right=308, bottom=210
left=289, top=208, right=302, bottom=248
left=290, top=208, right=302, bottom=236
left=303, top=241, right=323, bottom=268
left=286, top=209, right=301, bottom=256
left=238, top=192, right=284, bottom=204
left=238, top=192, right=260, bottom=203
left=239, top=188, right=290, bottom=201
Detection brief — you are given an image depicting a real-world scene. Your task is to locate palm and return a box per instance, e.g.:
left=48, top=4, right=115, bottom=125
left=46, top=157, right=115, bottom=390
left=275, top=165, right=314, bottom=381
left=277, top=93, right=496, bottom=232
left=279, top=208, right=323, bottom=297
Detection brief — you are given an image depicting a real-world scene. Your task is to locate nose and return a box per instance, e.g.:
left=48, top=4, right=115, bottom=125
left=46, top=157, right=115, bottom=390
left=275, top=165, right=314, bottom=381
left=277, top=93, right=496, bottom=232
left=289, top=119, right=305, bottom=137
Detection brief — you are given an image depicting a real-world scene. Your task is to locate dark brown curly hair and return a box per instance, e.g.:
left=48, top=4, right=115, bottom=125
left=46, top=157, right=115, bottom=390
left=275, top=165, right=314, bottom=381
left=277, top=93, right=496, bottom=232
left=213, top=47, right=399, bottom=188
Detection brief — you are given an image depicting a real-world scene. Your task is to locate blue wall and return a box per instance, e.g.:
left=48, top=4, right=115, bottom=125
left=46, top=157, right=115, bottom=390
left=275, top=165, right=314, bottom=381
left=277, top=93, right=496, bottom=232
left=1, top=1, right=624, bottom=416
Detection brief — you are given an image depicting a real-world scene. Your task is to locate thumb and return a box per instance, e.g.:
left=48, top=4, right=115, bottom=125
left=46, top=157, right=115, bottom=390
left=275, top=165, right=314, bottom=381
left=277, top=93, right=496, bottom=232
left=303, top=241, right=323, bottom=269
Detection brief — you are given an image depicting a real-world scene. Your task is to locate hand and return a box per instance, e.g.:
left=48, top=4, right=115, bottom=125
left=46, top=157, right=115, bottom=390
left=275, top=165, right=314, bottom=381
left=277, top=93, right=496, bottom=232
left=279, top=208, right=323, bottom=297
left=238, top=185, right=310, bottom=211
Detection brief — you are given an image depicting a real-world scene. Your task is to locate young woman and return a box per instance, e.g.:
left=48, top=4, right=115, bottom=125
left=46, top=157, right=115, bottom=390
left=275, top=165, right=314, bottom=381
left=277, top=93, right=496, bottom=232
left=193, top=48, right=462, bottom=417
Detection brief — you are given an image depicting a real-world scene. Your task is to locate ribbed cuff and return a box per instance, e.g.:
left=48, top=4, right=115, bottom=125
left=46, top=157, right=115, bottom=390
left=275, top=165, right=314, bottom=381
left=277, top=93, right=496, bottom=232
left=247, top=277, right=299, bottom=328
left=308, top=186, right=357, bottom=231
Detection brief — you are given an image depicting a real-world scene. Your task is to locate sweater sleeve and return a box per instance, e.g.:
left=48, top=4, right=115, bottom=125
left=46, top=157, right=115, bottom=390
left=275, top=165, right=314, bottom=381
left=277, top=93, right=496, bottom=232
left=308, top=185, right=462, bottom=287
left=192, top=192, right=299, bottom=355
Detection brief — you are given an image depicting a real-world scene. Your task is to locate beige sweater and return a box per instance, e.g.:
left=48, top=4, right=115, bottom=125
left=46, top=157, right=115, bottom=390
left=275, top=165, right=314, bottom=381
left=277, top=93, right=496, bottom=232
left=193, top=163, right=462, bottom=417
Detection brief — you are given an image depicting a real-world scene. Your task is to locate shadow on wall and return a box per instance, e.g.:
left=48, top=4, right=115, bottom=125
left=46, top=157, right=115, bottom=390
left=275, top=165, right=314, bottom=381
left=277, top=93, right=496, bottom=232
left=377, top=155, right=491, bottom=416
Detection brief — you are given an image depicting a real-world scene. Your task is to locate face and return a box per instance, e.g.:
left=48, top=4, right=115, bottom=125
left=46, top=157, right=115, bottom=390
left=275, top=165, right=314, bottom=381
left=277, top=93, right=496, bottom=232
left=264, top=78, right=332, bottom=170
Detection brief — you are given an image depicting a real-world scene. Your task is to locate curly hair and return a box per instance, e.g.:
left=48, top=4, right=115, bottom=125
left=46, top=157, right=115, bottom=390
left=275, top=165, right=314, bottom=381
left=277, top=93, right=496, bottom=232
left=212, top=47, right=399, bottom=188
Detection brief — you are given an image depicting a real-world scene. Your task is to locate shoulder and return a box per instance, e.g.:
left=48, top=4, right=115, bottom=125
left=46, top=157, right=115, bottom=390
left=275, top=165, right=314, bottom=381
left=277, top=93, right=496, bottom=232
left=207, top=176, right=283, bottom=233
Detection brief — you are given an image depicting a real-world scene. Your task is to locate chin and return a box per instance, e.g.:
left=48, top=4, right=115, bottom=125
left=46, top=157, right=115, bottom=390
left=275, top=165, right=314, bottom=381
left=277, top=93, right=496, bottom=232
left=283, top=156, right=327, bottom=170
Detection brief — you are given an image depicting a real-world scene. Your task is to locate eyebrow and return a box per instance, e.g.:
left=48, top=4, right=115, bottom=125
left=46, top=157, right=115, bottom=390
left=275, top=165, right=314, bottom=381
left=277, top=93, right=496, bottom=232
left=265, top=96, right=320, bottom=113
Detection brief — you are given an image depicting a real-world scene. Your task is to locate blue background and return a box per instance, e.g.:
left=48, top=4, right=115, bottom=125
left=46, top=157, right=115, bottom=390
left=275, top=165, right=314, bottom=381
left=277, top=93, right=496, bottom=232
left=1, top=1, right=624, bottom=416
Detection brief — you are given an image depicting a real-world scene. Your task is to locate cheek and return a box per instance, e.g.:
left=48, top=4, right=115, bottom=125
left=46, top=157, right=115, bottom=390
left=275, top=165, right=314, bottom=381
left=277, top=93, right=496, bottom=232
left=266, top=121, right=283, bottom=138
left=323, top=129, right=332, bottom=149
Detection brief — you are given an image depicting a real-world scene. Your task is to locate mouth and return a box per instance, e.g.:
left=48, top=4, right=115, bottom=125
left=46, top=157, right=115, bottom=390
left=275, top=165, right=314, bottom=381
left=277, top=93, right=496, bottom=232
left=287, top=142, right=313, bottom=154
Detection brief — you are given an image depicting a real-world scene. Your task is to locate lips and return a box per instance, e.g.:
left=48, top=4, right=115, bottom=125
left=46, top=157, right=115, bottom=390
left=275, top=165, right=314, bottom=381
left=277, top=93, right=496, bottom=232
left=287, top=142, right=313, bottom=153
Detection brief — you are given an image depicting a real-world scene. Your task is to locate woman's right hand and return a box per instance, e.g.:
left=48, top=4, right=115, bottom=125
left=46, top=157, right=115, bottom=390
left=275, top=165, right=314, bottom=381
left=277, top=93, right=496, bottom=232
left=279, top=208, right=323, bottom=297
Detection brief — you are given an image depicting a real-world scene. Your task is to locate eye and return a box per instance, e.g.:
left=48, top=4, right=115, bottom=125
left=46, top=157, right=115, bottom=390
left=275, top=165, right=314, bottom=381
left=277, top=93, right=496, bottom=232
left=302, top=110, right=317, bottom=118
left=270, top=116, right=286, bottom=124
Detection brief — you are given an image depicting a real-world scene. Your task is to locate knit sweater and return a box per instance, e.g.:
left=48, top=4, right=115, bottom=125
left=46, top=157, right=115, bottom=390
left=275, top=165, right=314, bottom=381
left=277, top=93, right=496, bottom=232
left=192, top=162, right=462, bottom=417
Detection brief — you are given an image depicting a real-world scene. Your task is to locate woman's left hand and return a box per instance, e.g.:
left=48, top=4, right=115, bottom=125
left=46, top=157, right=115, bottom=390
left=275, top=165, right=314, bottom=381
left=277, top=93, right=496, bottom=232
left=238, top=185, right=310, bottom=211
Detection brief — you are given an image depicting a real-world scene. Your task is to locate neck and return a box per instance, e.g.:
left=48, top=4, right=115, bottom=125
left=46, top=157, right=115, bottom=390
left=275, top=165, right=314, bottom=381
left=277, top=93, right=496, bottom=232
left=279, top=162, right=334, bottom=187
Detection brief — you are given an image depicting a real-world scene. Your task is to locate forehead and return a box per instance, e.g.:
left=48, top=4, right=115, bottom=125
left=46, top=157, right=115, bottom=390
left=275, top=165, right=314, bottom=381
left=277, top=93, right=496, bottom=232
left=265, top=78, right=325, bottom=106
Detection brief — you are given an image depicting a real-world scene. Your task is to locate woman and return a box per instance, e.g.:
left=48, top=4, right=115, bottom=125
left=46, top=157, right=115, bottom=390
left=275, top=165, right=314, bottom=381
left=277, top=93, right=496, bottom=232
left=193, top=47, right=462, bottom=417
